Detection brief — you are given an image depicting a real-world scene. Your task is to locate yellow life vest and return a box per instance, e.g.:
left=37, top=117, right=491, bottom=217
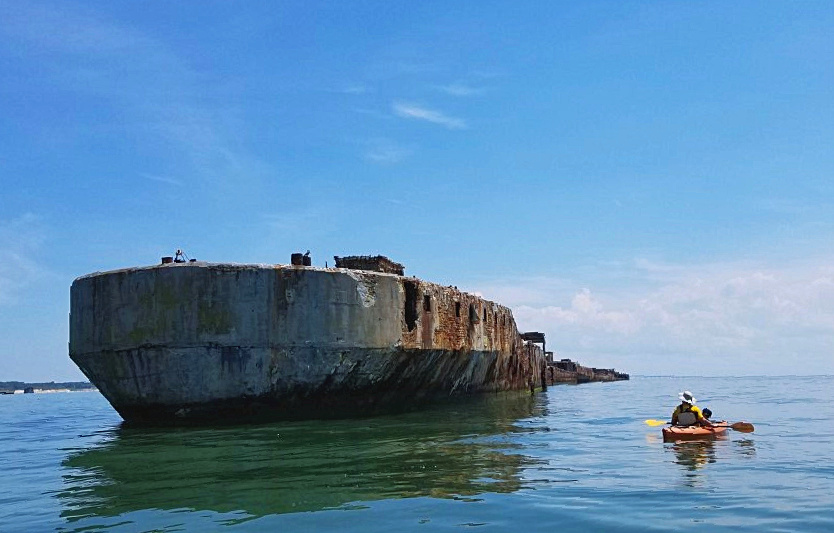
left=673, top=403, right=703, bottom=426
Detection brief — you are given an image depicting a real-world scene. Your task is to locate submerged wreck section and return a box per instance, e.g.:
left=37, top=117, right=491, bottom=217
left=544, top=355, right=629, bottom=384
left=69, top=255, right=547, bottom=424
left=521, top=333, right=629, bottom=385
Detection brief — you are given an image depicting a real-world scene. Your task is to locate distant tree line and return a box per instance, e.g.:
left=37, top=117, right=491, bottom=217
left=0, top=381, right=95, bottom=391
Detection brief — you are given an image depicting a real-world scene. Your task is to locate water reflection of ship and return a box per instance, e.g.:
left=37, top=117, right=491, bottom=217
left=59, top=392, right=548, bottom=522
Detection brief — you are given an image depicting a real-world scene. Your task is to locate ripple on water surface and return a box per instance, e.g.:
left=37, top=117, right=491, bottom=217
left=1, top=376, right=833, bottom=532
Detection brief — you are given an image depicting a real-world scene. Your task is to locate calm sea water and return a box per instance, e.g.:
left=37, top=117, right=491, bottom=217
left=1, top=376, right=832, bottom=532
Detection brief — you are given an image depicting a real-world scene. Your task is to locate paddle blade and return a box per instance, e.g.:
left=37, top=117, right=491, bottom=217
left=644, top=419, right=668, bottom=426
left=730, top=421, right=755, bottom=433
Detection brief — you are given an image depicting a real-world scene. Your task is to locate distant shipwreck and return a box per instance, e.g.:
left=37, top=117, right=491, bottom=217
left=69, top=253, right=627, bottom=425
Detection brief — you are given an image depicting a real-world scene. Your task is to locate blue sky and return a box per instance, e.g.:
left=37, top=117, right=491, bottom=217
left=1, top=1, right=832, bottom=381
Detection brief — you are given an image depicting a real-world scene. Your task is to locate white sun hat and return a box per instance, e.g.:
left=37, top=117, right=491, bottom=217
left=678, top=390, right=696, bottom=404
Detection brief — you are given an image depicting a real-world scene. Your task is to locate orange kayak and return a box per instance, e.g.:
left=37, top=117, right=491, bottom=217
left=662, top=423, right=729, bottom=442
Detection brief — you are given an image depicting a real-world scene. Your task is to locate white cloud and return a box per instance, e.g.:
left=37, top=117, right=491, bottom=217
left=363, top=139, right=412, bottom=164
left=352, top=107, right=395, bottom=121
left=2, top=2, right=155, bottom=56
left=340, top=84, right=371, bottom=95
left=139, top=172, right=183, bottom=186
left=0, top=214, right=49, bottom=306
left=436, top=83, right=485, bottom=97
left=1, top=3, right=270, bottom=193
left=469, top=258, right=834, bottom=375
left=392, top=102, right=467, bottom=130
left=514, top=288, right=641, bottom=335
left=261, top=208, right=337, bottom=241
left=754, top=197, right=814, bottom=215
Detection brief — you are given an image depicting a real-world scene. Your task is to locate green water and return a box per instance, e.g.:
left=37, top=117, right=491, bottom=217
left=2, top=376, right=833, bottom=531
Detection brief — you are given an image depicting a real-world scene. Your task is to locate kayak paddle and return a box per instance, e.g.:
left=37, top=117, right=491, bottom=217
left=644, top=419, right=755, bottom=433
left=712, top=421, right=755, bottom=433
left=644, top=419, right=668, bottom=426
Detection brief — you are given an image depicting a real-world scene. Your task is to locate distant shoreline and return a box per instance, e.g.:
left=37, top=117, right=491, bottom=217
left=0, top=381, right=97, bottom=394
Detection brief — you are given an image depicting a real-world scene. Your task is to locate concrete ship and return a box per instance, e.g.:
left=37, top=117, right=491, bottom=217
left=69, top=254, right=549, bottom=424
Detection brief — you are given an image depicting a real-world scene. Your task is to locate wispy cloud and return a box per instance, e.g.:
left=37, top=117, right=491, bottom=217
left=139, top=172, right=183, bottom=186
left=0, top=214, right=49, bottom=306
left=392, top=102, right=467, bottom=130
left=469, top=68, right=506, bottom=80
left=754, top=197, right=814, bottom=216
left=352, top=107, right=395, bottom=121
left=261, top=208, right=337, bottom=239
left=435, top=83, right=485, bottom=97
left=3, top=2, right=156, bottom=56
left=392, top=62, right=441, bottom=76
left=339, top=84, right=372, bottom=95
left=1, top=3, right=270, bottom=194
left=363, top=138, right=412, bottom=164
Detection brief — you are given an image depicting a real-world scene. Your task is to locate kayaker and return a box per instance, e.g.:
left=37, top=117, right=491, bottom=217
left=671, top=391, right=713, bottom=427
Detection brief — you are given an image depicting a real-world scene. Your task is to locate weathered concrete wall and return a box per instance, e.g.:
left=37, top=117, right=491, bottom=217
left=70, top=264, right=527, bottom=356
left=70, top=262, right=546, bottom=422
